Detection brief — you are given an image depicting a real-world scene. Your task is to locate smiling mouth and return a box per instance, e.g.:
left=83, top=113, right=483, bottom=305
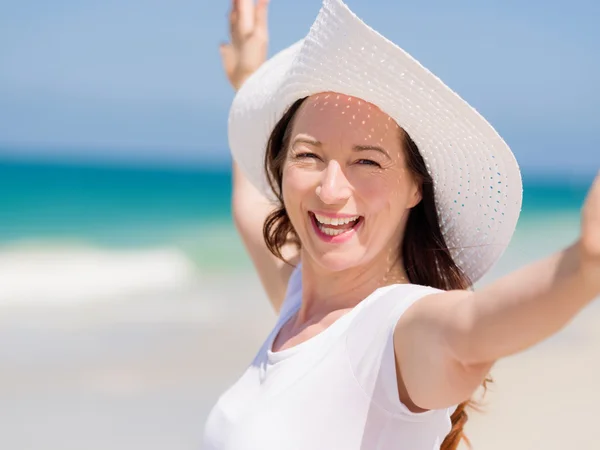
left=309, top=212, right=363, bottom=237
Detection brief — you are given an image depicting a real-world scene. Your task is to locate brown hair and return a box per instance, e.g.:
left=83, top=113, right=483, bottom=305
left=262, top=96, right=490, bottom=449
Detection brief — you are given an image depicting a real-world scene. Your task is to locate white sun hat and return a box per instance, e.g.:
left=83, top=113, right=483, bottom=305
left=228, top=0, right=522, bottom=283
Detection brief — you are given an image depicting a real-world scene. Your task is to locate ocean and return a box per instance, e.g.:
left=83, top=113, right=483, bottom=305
left=0, top=157, right=593, bottom=304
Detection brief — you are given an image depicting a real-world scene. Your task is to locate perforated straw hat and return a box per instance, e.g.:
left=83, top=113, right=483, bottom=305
left=228, top=0, right=522, bottom=283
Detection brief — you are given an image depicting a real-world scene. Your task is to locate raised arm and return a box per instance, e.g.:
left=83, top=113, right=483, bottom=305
left=220, top=0, right=298, bottom=312
left=394, top=172, right=600, bottom=411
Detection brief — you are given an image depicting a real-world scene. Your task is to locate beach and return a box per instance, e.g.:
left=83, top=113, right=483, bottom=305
left=1, top=267, right=599, bottom=450
left=0, top=270, right=274, bottom=450
left=2, top=233, right=600, bottom=449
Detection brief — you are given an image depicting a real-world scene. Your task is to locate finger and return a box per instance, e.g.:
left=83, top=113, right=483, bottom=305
left=219, top=43, right=236, bottom=75
left=591, top=171, right=600, bottom=202
left=237, top=0, right=255, bottom=36
left=229, top=5, right=245, bottom=46
left=229, top=7, right=238, bottom=34
left=583, top=172, right=600, bottom=221
left=587, top=171, right=600, bottom=200
left=229, top=0, right=241, bottom=30
left=254, top=0, right=270, bottom=33
left=581, top=172, right=600, bottom=257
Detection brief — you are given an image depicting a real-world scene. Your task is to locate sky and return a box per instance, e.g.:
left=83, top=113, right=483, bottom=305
left=0, top=0, right=599, bottom=174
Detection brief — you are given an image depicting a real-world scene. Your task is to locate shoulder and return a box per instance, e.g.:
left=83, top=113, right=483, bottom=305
left=350, top=283, right=444, bottom=330
left=345, top=283, right=444, bottom=361
left=347, top=284, right=440, bottom=360
left=345, top=283, right=443, bottom=362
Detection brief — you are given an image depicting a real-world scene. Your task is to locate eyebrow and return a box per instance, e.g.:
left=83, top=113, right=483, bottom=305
left=291, top=137, right=391, bottom=159
left=352, top=144, right=391, bottom=159
left=291, top=136, right=322, bottom=147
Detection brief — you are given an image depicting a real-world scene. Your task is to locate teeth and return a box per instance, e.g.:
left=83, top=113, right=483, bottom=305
left=321, top=227, right=346, bottom=236
left=314, top=214, right=359, bottom=225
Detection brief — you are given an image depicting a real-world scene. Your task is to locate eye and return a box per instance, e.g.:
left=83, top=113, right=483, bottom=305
left=356, top=159, right=381, bottom=168
left=295, top=152, right=321, bottom=160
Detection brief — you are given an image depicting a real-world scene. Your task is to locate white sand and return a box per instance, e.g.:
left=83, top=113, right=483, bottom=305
left=2, top=268, right=599, bottom=449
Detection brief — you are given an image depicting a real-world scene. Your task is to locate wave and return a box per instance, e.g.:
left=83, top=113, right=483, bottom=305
left=0, top=243, right=200, bottom=305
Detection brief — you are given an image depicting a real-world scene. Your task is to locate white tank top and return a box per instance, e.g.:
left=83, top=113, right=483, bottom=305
left=202, top=266, right=456, bottom=450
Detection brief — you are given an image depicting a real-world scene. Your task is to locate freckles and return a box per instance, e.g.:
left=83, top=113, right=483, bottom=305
left=306, top=95, right=400, bottom=145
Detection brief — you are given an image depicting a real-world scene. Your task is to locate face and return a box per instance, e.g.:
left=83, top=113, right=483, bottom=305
left=281, top=92, right=422, bottom=273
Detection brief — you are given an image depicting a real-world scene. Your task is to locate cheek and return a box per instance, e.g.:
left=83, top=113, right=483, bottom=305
left=283, top=165, right=314, bottom=194
left=353, top=174, right=393, bottom=203
left=354, top=173, right=411, bottom=216
left=282, top=165, right=316, bottom=214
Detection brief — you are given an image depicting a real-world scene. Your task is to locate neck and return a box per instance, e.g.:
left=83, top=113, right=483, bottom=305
left=296, top=250, right=410, bottom=324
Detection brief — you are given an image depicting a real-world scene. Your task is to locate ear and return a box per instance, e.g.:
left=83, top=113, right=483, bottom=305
left=407, top=180, right=423, bottom=209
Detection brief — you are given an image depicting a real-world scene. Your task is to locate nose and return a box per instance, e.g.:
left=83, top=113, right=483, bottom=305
left=316, top=160, right=351, bottom=205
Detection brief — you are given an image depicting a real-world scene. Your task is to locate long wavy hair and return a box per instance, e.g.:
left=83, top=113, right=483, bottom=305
left=262, top=96, right=490, bottom=449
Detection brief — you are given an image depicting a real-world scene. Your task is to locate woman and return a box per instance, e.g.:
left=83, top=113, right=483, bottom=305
left=204, top=0, right=600, bottom=449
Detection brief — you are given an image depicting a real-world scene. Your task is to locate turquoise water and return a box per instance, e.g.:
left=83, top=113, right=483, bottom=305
left=0, top=159, right=231, bottom=243
left=0, top=158, right=592, bottom=269
left=0, top=159, right=239, bottom=269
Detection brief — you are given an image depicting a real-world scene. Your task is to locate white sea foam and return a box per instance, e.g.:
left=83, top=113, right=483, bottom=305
left=0, top=245, right=199, bottom=305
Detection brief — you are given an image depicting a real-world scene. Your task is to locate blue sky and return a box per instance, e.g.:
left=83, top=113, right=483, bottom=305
left=0, top=0, right=598, bottom=173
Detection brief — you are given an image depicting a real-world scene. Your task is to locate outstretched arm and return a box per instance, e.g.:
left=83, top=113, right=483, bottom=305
left=220, top=0, right=299, bottom=312
left=395, top=172, right=600, bottom=411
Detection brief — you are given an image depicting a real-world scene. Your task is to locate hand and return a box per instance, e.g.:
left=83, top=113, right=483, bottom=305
left=220, top=0, right=270, bottom=91
left=579, top=171, right=600, bottom=283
